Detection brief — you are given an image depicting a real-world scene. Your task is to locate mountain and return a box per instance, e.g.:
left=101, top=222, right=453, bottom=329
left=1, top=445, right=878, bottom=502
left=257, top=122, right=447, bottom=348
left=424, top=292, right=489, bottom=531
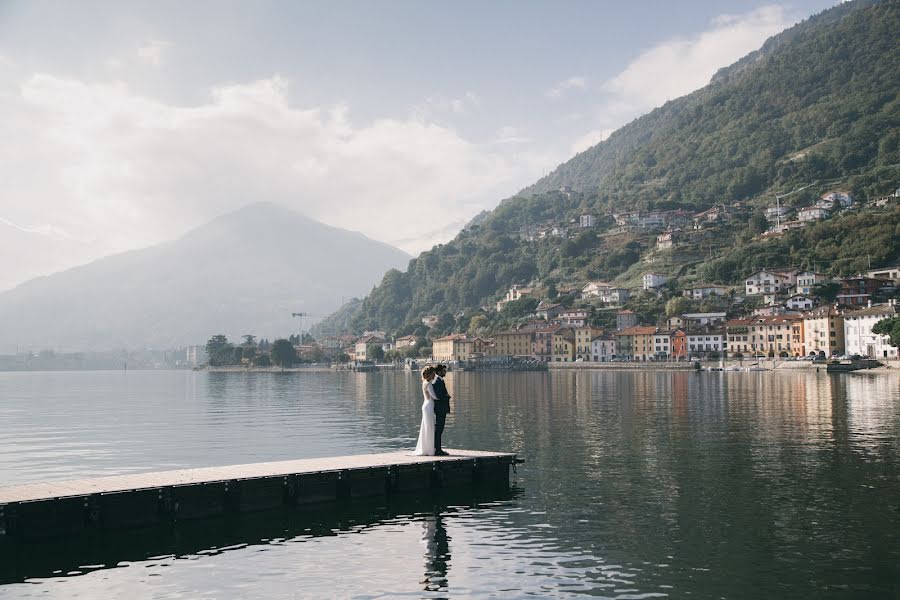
left=314, top=0, right=900, bottom=338
left=0, top=202, right=410, bottom=351
left=0, top=220, right=103, bottom=293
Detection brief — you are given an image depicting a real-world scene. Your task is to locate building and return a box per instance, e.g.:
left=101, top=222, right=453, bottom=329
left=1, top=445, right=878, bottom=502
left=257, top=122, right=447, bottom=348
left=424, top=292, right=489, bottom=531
left=591, top=335, right=616, bottom=362
left=745, top=316, right=798, bottom=356
left=671, top=329, right=688, bottom=359
left=798, top=206, right=829, bottom=222
left=653, top=330, right=673, bottom=359
left=765, top=205, right=791, bottom=222
left=491, top=330, right=534, bottom=358
left=643, top=273, right=669, bottom=290
left=579, top=214, right=595, bottom=228
left=685, top=330, right=725, bottom=357
left=656, top=230, right=680, bottom=250
left=785, top=295, right=815, bottom=310
left=844, top=303, right=898, bottom=359
left=496, top=284, right=533, bottom=311
left=186, top=345, right=208, bottom=366
left=820, top=190, right=853, bottom=208
left=581, top=281, right=611, bottom=299
left=560, top=309, right=590, bottom=327
left=616, top=309, right=638, bottom=331
left=601, top=287, right=631, bottom=304
left=355, top=335, right=386, bottom=361
left=804, top=306, right=846, bottom=356
left=457, top=337, right=491, bottom=361
left=791, top=319, right=806, bottom=357
left=795, top=271, right=829, bottom=295
left=535, top=302, right=564, bottom=320
left=531, top=325, right=556, bottom=362
left=725, top=319, right=751, bottom=355
left=836, top=277, right=894, bottom=306
left=395, top=335, right=417, bottom=349
left=574, top=326, right=603, bottom=360
left=866, top=266, right=900, bottom=282
left=745, top=269, right=795, bottom=295
left=615, top=326, right=657, bottom=361
left=421, top=315, right=439, bottom=327
left=682, top=284, right=729, bottom=299
left=552, top=327, right=576, bottom=362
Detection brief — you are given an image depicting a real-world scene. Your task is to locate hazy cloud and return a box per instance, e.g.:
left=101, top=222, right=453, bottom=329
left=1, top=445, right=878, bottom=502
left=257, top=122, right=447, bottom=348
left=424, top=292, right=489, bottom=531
left=0, top=73, right=524, bottom=285
left=546, top=76, right=587, bottom=99
left=604, top=6, right=789, bottom=113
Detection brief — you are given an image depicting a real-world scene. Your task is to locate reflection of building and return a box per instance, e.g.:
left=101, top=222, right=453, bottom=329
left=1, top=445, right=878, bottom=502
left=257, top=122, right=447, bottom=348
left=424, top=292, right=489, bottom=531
left=844, top=303, right=898, bottom=358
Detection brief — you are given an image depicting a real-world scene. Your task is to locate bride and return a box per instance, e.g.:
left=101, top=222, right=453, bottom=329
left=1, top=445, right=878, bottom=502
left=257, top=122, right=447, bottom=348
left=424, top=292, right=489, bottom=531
left=414, top=366, right=439, bottom=456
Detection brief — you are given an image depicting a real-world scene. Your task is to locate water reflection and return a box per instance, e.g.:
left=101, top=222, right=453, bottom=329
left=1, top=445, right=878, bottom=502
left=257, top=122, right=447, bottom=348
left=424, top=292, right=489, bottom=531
left=1, top=370, right=899, bottom=598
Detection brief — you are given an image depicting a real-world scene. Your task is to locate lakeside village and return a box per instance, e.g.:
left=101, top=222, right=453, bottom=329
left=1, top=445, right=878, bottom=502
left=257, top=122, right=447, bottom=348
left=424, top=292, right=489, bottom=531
left=190, top=187, right=900, bottom=372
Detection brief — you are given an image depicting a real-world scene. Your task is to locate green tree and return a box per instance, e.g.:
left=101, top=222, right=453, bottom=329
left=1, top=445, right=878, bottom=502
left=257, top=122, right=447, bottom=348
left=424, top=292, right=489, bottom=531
left=241, top=334, right=257, bottom=347
left=369, top=345, right=385, bottom=362
left=749, top=210, right=768, bottom=235
left=665, top=297, right=691, bottom=317
left=205, top=334, right=233, bottom=367
left=872, top=317, right=900, bottom=348
left=252, top=352, right=271, bottom=367
left=270, top=339, right=298, bottom=367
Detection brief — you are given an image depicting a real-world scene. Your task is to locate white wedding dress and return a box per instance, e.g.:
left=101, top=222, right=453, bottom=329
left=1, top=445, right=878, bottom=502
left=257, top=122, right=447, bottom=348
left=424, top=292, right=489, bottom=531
left=414, top=379, right=437, bottom=456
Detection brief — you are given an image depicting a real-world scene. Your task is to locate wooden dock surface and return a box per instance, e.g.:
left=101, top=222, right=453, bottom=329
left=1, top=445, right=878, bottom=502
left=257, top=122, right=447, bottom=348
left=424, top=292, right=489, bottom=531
left=0, top=449, right=517, bottom=539
left=0, top=449, right=512, bottom=504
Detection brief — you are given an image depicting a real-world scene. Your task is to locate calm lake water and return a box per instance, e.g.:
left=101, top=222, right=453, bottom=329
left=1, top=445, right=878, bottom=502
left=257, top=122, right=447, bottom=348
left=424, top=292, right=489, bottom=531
left=1, top=369, right=899, bottom=599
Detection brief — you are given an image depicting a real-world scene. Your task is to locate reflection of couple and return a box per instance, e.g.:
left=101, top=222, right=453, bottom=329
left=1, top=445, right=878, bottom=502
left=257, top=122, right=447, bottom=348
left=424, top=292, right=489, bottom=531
left=420, top=513, right=450, bottom=593
left=414, top=365, right=451, bottom=456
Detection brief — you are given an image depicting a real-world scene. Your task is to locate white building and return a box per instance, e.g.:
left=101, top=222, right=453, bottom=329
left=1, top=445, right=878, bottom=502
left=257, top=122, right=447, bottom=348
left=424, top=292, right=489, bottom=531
left=682, top=312, right=728, bottom=326
left=591, top=336, right=616, bottom=362
left=798, top=206, right=829, bottom=222
left=866, top=266, right=900, bottom=282
left=745, top=269, right=794, bottom=295
left=795, top=271, right=829, bottom=295
left=643, top=273, right=669, bottom=290
left=186, top=345, right=208, bottom=366
left=653, top=331, right=673, bottom=359
left=600, top=287, right=631, bottom=304
left=560, top=309, right=589, bottom=326
left=579, top=214, right=595, bottom=228
left=581, top=281, right=611, bottom=299
left=843, top=303, right=898, bottom=359
left=765, top=205, right=791, bottom=222
left=821, top=190, right=853, bottom=208
left=785, top=295, right=815, bottom=310
left=682, top=284, right=729, bottom=299
left=685, top=331, right=726, bottom=355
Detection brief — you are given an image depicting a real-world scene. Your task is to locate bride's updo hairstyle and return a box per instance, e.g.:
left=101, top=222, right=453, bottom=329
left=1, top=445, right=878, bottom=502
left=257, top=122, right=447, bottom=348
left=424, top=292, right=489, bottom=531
left=421, top=366, right=435, bottom=380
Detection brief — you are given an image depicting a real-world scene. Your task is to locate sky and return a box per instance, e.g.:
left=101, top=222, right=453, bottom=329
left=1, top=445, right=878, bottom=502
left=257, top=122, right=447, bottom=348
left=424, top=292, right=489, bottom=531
left=0, top=0, right=839, bottom=291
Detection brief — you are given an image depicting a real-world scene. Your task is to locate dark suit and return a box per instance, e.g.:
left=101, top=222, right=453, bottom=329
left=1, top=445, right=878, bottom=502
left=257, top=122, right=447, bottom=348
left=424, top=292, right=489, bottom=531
left=432, top=376, right=451, bottom=451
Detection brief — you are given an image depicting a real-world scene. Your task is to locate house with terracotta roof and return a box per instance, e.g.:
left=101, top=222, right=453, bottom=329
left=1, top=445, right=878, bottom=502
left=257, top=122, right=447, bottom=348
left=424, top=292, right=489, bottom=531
left=615, top=325, right=657, bottom=361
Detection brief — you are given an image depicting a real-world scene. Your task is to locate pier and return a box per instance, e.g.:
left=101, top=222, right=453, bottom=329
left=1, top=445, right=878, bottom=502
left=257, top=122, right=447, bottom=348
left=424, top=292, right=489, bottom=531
left=0, top=449, right=517, bottom=540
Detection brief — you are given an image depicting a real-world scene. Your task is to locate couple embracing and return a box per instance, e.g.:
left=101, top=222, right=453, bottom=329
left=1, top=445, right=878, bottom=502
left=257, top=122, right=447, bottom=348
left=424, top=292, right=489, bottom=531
left=414, top=364, right=451, bottom=456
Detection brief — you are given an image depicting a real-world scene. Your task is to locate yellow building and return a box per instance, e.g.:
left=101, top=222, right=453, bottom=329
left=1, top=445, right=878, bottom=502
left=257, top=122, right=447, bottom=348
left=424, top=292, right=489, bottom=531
left=615, top=326, right=657, bottom=360
left=432, top=333, right=469, bottom=362
left=803, top=306, right=846, bottom=356
left=574, top=326, right=603, bottom=360
left=491, top=330, right=535, bottom=357
left=745, top=315, right=798, bottom=356
left=457, top=337, right=490, bottom=360
left=552, top=327, right=576, bottom=362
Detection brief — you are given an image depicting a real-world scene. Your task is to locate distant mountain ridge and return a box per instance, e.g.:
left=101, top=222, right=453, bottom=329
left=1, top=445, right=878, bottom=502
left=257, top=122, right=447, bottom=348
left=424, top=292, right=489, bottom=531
left=0, top=202, right=410, bottom=351
left=314, top=0, right=899, bottom=337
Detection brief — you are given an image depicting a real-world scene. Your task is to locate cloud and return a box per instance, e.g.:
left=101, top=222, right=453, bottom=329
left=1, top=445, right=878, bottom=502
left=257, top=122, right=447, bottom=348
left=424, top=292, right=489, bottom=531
left=545, top=76, right=587, bottom=99
left=413, top=91, right=481, bottom=119
left=604, top=5, right=789, bottom=113
left=493, top=125, right=531, bottom=145
left=136, top=39, right=171, bottom=68
left=0, top=73, right=526, bottom=284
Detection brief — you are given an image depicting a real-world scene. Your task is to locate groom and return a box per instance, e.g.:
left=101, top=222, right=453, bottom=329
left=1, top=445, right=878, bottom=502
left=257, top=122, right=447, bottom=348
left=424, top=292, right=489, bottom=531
left=432, top=364, right=451, bottom=455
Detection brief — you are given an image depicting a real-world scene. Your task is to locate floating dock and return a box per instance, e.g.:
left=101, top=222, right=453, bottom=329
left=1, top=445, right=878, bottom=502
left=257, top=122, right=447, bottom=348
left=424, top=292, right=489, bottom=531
left=0, top=449, right=517, bottom=539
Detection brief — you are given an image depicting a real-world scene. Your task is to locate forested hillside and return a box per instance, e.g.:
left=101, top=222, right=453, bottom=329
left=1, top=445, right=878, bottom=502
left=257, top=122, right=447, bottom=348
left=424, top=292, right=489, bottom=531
left=313, top=0, right=899, bottom=339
